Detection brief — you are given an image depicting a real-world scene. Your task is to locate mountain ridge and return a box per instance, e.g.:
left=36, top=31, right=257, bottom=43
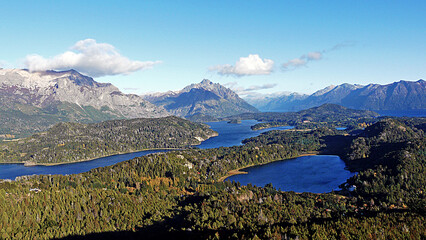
left=143, top=79, right=259, bottom=118
left=246, top=80, right=425, bottom=111
left=0, top=69, right=168, bottom=137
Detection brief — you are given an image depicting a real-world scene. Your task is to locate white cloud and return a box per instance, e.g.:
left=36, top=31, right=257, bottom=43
left=282, top=51, right=322, bottom=71
left=307, top=51, right=322, bottom=60
left=329, top=42, right=355, bottom=51
left=225, top=81, right=277, bottom=95
left=283, top=58, right=307, bottom=69
left=24, top=39, right=161, bottom=77
left=209, top=54, right=274, bottom=77
left=282, top=43, right=353, bottom=71
left=243, top=83, right=277, bottom=92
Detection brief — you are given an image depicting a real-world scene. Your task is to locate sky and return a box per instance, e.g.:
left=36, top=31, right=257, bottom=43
left=1, top=1, right=425, bottom=97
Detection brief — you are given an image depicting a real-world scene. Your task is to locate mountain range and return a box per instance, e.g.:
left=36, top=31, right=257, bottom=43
left=1, top=68, right=424, bottom=138
left=247, top=80, right=425, bottom=112
left=0, top=69, right=168, bottom=137
left=143, top=79, right=259, bottom=119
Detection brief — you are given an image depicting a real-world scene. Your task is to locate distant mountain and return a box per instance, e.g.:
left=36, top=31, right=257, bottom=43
left=248, top=80, right=425, bottom=112
left=143, top=79, right=259, bottom=118
left=0, top=69, right=168, bottom=138
left=246, top=92, right=308, bottom=111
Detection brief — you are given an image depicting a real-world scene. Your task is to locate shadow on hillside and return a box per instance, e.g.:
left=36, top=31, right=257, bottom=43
left=57, top=225, right=201, bottom=240
left=56, top=194, right=212, bottom=240
left=56, top=207, right=412, bottom=240
left=319, top=135, right=353, bottom=156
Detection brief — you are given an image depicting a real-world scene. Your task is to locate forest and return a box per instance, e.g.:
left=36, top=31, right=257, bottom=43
left=0, top=117, right=424, bottom=239
left=0, top=116, right=217, bottom=164
left=224, top=103, right=378, bottom=127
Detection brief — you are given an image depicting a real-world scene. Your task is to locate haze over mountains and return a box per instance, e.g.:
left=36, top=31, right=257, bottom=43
left=0, top=69, right=168, bottom=137
left=247, top=80, right=425, bottom=112
left=143, top=79, right=259, bottom=119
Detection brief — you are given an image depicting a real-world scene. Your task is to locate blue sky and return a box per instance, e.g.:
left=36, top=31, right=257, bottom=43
left=1, top=1, right=425, bottom=96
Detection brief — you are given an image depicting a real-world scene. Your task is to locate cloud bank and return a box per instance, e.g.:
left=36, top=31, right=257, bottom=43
left=209, top=54, right=274, bottom=77
left=24, top=39, right=161, bottom=77
left=282, top=51, right=322, bottom=71
left=225, top=81, right=277, bottom=95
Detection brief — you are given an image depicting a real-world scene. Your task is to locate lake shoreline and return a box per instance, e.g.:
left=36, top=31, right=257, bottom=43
left=1, top=132, right=219, bottom=167
left=0, top=120, right=297, bottom=180
left=0, top=148, right=183, bottom=167
left=219, top=152, right=319, bottom=182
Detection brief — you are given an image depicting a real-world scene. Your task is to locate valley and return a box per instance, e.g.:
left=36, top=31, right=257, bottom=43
left=0, top=69, right=425, bottom=239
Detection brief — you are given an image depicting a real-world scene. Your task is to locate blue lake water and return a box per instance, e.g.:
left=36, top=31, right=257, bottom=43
left=226, top=155, right=355, bottom=193
left=0, top=120, right=291, bottom=180
left=0, top=150, right=168, bottom=180
left=0, top=120, right=355, bottom=193
left=198, top=120, right=293, bottom=149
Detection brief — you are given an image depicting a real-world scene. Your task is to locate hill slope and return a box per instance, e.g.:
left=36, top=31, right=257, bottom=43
left=225, top=103, right=378, bottom=123
left=0, top=116, right=217, bottom=164
left=143, top=79, right=259, bottom=118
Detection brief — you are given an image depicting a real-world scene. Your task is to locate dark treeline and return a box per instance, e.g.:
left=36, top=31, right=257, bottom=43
left=0, top=116, right=216, bottom=164
left=0, top=118, right=424, bottom=239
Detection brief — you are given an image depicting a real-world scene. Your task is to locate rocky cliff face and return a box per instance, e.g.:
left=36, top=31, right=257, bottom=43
left=248, top=80, right=425, bottom=112
left=0, top=69, right=168, bottom=137
left=0, top=69, right=167, bottom=118
left=144, top=79, right=259, bottom=118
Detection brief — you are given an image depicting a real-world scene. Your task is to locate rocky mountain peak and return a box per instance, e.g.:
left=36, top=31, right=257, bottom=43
left=0, top=68, right=169, bottom=131
left=143, top=79, right=258, bottom=118
left=248, top=80, right=425, bottom=111
left=201, top=79, right=212, bottom=85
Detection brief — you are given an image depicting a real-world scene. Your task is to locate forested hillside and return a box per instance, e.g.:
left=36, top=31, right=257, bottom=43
left=0, top=118, right=424, bottom=239
left=224, top=104, right=379, bottom=130
left=0, top=116, right=217, bottom=164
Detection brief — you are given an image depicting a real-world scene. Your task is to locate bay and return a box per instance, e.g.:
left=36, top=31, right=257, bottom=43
left=197, top=120, right=293, bottom=149
left=225, top=155, right=355, bottom=193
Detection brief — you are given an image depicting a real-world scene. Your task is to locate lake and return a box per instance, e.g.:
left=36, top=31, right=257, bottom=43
left=226, top=155, right=355, bottom=193
left=0, top=120, right=355, bottom=193
left=0, top=120, right=292, bottom=180
left=198, top=120, right=293, bottom=149
left=0, top=150, right=168, bottom=180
